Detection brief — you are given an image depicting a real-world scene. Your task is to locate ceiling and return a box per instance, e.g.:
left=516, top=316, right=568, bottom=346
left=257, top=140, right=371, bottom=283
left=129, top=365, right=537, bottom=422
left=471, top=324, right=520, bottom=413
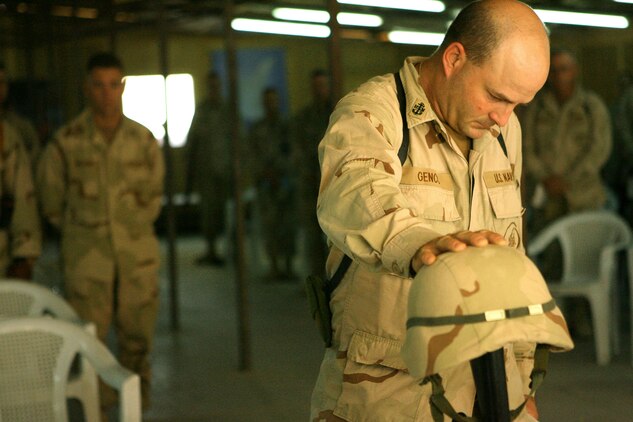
left=2, top=0, right=633, bottom=48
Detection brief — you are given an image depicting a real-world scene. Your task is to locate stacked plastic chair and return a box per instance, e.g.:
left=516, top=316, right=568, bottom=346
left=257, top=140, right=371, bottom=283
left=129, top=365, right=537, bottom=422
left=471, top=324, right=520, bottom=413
left=527, top=211, right=632, bottom=365
left=0, top=317, right=140, bottom=421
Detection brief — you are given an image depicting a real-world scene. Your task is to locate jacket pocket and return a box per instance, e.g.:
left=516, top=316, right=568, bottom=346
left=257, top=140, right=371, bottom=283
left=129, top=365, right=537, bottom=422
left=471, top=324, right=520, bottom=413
left=400, top=167, right=460, bottom=222
left=401, top=185, right=461, bottom=222
left=334, top=330, right=428, bottom=421
left=347, top=330, right=406, bottom=370
left=487, top=184, right=523, bottom=219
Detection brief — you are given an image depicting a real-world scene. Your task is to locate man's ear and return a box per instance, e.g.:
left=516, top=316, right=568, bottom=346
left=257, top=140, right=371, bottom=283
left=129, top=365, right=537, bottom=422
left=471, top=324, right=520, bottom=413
left=442, top=42, right=467, bottom=78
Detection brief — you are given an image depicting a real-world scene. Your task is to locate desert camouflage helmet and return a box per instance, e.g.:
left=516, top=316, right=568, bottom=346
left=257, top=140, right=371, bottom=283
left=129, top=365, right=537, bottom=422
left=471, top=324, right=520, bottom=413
left=401, top=245, right=574, bottom=380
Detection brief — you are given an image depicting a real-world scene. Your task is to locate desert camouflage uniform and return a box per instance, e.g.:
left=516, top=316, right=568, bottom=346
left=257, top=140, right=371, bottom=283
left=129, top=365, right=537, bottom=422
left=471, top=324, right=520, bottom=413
left=312, top=57, right=533, bottom=421
left=36, top=109, right=164, bottom=404
left=248, top=113, right=297, bottom=270
left=522, top=86, right=612, bottom=232
left=4, top=110, right=41, bottom=170
left=0, top=119, right=41, bottom=275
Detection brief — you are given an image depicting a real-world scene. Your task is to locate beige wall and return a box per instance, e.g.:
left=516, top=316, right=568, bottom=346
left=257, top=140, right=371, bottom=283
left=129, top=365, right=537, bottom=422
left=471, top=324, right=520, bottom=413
left=9, top=24, right=633, bottom=122
left=5, top=24, right=633, bottom=191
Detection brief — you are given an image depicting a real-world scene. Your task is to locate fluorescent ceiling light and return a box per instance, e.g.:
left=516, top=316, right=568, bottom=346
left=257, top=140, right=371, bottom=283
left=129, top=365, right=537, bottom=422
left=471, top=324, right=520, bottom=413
left=387, top=30, right=444, bottom=46
left=339, top=12, right=383, bottom=27
left=231, top=18, right=331, bottom=38
left=614, top=0, right=633, bottom=4
left=272, top=8, right=383, bottom=27
left=272, top=8, right=329, bottom=23
left=338, top=0, right=445, bottom=13
left=535, top=9, right=629, bottom=29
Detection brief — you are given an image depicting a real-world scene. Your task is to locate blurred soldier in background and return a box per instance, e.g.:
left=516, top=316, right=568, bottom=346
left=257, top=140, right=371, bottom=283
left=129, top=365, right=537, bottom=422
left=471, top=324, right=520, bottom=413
left=292, top=69, right=332, bottom=278
left=248, top=87, right=296, bottom=281
left=522, top=48, right=612, bottom=337
left=186, top=71, right=231, bottom=266
left=37, top=52, right=164, bottom=414
left=0, top=61, right=42, bottom=170
left=523, top=49, right=612, bottom=236
left=0, top=60, right=41, bottom=280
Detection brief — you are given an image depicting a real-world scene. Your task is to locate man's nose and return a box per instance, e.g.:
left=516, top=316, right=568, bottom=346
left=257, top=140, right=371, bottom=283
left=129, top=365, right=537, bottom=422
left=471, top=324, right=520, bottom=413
left=490, top=104, right=514, bottom=127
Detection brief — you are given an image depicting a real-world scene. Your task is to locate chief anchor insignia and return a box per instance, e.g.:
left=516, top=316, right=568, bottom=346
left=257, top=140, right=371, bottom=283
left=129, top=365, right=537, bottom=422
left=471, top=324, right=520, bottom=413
left=412, top=102, right=425, bottom=115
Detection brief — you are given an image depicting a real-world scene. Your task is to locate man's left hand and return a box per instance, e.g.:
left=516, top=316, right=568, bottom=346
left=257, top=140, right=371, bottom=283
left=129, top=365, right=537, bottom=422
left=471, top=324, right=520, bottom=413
left=6, top=257, right=35, bottom=280
left=411, top=230, right=508, bottom=273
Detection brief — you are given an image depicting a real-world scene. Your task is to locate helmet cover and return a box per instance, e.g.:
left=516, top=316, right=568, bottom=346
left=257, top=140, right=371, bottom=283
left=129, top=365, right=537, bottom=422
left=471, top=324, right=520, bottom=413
left=402, top=245, right=574, bottom=380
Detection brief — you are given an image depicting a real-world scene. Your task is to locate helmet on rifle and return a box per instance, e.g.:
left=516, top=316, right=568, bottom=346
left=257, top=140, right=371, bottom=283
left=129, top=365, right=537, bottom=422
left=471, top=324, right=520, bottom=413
left=401, top=245, right=574, bottom=420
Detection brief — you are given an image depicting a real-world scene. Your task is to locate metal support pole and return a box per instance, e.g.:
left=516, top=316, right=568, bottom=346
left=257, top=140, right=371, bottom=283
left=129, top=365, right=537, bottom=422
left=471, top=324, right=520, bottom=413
left=157, top=0, right=180, bottom=331
left=470, top=348, right=511, bottom=422
left=107, top=0, right=117, bottom=52
left=327, top=0, right=343, bottom=102
left=223, top=0, right=251, bottom=371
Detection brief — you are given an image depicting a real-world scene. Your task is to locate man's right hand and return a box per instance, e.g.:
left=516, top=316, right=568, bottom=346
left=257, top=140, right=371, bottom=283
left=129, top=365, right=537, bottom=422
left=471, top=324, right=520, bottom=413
left=410, top=230, right=508, bottom=273
left=542, top=175, right=567, bottom=197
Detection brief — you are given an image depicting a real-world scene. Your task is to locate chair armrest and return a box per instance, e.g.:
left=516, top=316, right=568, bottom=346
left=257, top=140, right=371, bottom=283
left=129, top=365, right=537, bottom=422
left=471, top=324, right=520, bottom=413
left=78, top=329, right=142, bottom=422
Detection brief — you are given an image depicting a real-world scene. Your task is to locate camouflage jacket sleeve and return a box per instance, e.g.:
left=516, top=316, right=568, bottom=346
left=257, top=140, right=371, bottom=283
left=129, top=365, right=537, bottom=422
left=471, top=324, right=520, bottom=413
left=36, top=139, right=67, bottom=229
left=141, top=136, right=165, bottom=223
left=317, top=76, right=442, bottom=275
left=4, top=136, right=41, bottom=258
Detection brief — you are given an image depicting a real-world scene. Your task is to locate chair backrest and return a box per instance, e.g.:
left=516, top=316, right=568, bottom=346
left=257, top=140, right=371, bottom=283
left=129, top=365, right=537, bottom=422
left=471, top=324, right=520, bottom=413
left=0, top=317, right=140, bottom=422
left=0, top=279, right=79, bottom=321
left=527, top=211, right=632, bottom=284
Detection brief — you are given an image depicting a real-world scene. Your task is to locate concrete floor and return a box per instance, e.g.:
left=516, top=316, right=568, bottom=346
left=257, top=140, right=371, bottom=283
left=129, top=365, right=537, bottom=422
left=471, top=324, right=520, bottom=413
left=36, top=234, right=633, bottom=421
left=138, top=236, right=633, bottom=422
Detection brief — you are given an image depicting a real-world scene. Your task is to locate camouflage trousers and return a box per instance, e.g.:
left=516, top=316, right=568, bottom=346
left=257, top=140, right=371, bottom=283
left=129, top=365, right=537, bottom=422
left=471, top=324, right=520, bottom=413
left=65, top=262, right=159, bottom=410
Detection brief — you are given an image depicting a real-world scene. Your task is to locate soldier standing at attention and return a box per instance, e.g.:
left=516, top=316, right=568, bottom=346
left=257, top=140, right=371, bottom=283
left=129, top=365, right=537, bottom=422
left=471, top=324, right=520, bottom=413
left=0, top=63, right=41, bottom=279
left=37, top=52, right=164, bottom=413
left=522, top=50, right=612, bottom=336
left=311, top=0, right=550, bottom=420
left=248, top=87, right=297, bottom=281
left=523, top=49, right=612, bottom=234
left=292, top=69, right=332, bottom=278
left=185, top=71, right=231, bottom=266
left=0, top=61, right=42, bottom=170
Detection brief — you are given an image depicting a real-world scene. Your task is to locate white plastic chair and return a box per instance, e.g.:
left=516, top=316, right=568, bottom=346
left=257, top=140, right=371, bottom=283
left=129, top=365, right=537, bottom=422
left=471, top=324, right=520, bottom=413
left=527, top=210, right=631, bottom=365
left=0, top=279, right=79, bottom=321
left=0, top=279, right=100, bottom=421
left=0, top=317, right=141, bottom=422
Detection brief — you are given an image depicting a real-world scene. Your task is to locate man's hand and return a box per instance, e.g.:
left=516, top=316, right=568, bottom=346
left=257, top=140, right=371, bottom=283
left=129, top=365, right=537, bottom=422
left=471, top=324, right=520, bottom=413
left=542, top=175, right=567, bottom=197
left=411, top=230, right=507, bottom=273
left=525, top=395, right=539, bottom=420
left=6, top=257, right=36, bottom=280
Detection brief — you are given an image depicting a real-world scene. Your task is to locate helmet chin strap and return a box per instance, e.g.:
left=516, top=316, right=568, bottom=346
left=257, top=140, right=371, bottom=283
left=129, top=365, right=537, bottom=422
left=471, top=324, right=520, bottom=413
left=422, top=344, right=550, bottom=422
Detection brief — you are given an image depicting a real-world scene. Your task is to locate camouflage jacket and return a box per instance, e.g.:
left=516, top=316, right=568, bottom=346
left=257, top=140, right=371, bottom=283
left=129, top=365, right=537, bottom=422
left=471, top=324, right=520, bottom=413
left=315, top=57, right=531, bottom=420
left=37, top=109, right=164, bottom=258
left=0, top=119, right=41, bottom=273
left=522, top=87, right=612, bottom=211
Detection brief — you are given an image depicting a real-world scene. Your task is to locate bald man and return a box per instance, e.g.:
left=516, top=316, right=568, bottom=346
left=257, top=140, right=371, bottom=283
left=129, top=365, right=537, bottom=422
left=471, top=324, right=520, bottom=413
left=311, top=1, right=550, bottom=420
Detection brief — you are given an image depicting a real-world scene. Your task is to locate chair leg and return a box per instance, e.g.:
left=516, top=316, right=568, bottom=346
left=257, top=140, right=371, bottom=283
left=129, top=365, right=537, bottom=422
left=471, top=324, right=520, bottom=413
left=591, top=295, right=611, bottom=366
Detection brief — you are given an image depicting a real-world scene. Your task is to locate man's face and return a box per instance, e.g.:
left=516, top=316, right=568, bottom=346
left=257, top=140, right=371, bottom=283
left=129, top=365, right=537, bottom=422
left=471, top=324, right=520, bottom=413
left=443, top=39, right=549, bottom=139
left=548, top=52, right=577, bottom=97
left=84, top=66, right=124, bottom=117
left=0, top=70, right=8, bottom=106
